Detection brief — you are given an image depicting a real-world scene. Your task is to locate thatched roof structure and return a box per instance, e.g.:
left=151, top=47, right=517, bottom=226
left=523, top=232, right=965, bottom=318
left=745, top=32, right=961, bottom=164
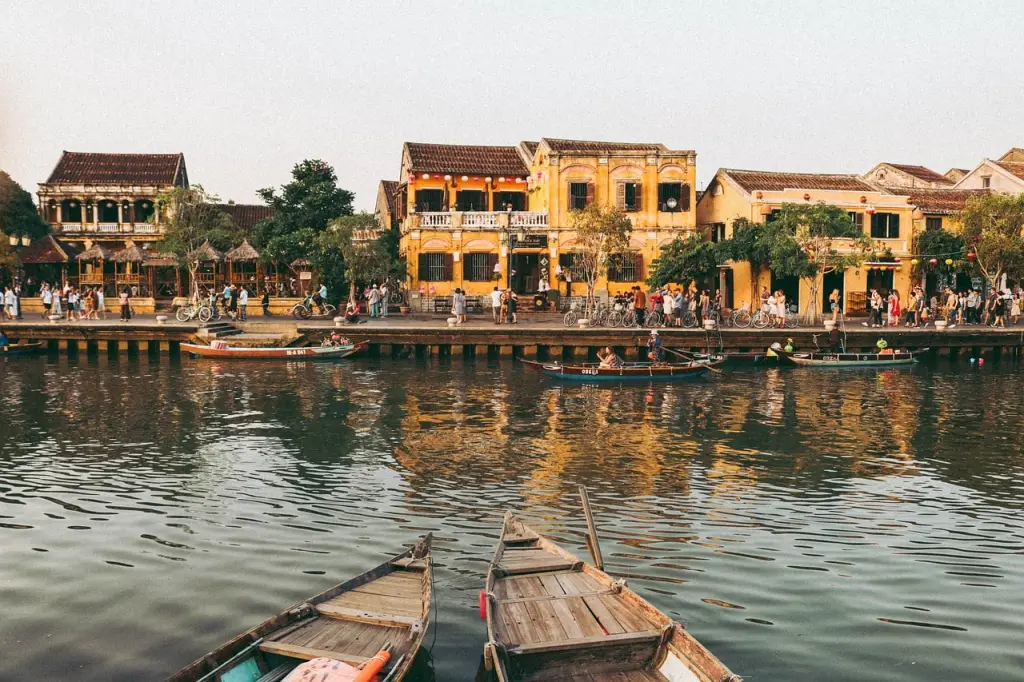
left=144, top=251, right=178, bottom=267
left=225, top=239, right=260, bottom=262
left=187, top=240, right=224, bottom=262
left=112, top=244, right=145, bottom=263
left=78, top=243, right=113, bottom=262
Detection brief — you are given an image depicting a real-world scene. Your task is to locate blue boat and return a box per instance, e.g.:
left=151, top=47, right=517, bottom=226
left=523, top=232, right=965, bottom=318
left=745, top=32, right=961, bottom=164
left=521, top=358, right=720, bottom=381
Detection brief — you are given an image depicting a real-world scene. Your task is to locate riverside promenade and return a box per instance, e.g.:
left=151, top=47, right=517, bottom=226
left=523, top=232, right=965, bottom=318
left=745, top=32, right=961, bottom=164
left=3, top=312, right=1024, bottom=359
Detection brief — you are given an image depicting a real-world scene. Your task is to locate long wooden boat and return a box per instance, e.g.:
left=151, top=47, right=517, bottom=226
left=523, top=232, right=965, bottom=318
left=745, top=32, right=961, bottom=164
left=484, top=513, right=740, bottom=682
left=520, top=358, right=721, bottom=382
left=769, top=346, right=926, bottom=367
left=166, top=534, right=432, bottom=682
left=694, top=351, right=766, bottom=364
left=181, top=341, right=366, bottom=360
left=1, top=342, right=45, bottom=357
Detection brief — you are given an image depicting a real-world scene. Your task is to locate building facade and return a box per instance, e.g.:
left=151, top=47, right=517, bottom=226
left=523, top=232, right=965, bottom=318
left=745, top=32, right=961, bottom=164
left=393, top=137, right=697, bottom=307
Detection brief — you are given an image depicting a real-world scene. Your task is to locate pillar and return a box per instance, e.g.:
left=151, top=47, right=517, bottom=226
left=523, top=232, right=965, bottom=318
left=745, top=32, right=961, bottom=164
left=55, top=201, right=62, bottom=224
left=117, top=201, right=124, bottom=225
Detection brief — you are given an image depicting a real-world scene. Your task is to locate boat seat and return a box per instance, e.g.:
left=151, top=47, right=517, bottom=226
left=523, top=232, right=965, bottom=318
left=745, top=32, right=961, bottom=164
left=256, top=663, right=297, bottom=682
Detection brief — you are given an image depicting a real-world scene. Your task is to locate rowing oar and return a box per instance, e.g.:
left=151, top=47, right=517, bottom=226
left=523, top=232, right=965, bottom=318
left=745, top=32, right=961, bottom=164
left=663, top=346, right=723, bottom=373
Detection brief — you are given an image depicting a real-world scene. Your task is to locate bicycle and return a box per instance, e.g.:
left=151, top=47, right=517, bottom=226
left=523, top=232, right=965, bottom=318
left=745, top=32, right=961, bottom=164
left=563, top=300, right=580, bottom=327
left=731, top=303, right=753, bottom=328
left=644, top=310, right=663, bottom=328
left=291, top=294, right=338, bottom=320
left=176, top=300, right=214, bottom=323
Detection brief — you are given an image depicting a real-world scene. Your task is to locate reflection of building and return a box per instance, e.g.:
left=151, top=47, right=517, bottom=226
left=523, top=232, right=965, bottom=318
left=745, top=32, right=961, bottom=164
left=386, top=137, right=697, bottom=304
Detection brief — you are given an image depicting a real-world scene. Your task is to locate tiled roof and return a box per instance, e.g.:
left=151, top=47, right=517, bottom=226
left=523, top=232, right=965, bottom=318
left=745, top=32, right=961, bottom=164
left=886, top=163, right=952, bottom=185
left=722, top=169, right=875, bottom=193
left=17, top=234, right=78, bottom=264
left=520, top=141, right=539, bottom=157
left=45, top=151, right=186, bottom=186
left=405, top=143, right=528, bottom=176
left=380, top=180, right=399, bottom=216
left=541, top=138, right=667, bottom=154
left=998, top=147, right=1024, bottom=162
left=217, top=203, right=274, bottom=232
left=899, top=188, right=990, bottom=214
left=945, top=168, right=969, bottom=178
left=996, top=161, right=1024, bottom=181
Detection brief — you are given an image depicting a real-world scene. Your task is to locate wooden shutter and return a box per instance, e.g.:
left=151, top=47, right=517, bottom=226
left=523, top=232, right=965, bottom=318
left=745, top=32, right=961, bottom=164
left=680, top=184, right=691, bottom=211
left=615, top=182, right=625, bottom=209
left=443, top=254, right=454, bottom=281
left=607, top=255, right=620, bottom=282
left=870, top=213, right=880, bottom=238
left=634, top=183, right=643, bottom=212
left=891, top=213, right=900, bottom=239
left=488, top=253, right=498, bottom=276
left=586, top=183, right=595, bottom=207
left=418, top=253, right=428, bottom=280
left=634, top=253, right=644, bottom=281
left=462, top=256, right=472, bottom=282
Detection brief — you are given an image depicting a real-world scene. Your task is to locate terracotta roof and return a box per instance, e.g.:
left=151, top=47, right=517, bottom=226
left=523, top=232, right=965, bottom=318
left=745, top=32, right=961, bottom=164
left=217, top=203, right=274, bottom=232
left=225, top=239, right=260, bottom=262
left=405, top=143, right=528, bottom=176
left=112, top=244, right=146, bottom=263
left=380, top=180, right=399, bottom=216
left=187, top=240, right=224, bottom=263
left=45, top=151, right=186, bottom=186
left=900, top=188, right=990, bottom=215
left=998, top=147, right=1024, bottom=162
left=17, top=235, right=78, bottom=264
left=995, top=161, right=1024, bottom=181
left=945, top=168, right=969, bottom=178
left=885, top=163, right=953, bottom=185
left=520, top=141, right=539, bottom=158
left=541, top=138, right=667, bottom=154
left=722, top=169, right=875, bottom=193
left=78, top=243, right=113, bottom=262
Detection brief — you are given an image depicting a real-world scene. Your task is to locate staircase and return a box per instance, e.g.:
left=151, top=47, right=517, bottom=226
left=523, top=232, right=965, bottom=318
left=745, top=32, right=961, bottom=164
left=200, top=321, right=242, bottom=338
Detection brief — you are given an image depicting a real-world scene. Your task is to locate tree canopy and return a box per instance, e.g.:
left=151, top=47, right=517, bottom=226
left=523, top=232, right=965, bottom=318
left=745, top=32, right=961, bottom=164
left=956, top=193, right=1024, bottom=287
left=312, top=213, right=390, bottom=302
left=914, top=227, right=967, bottom=276
left=253, top=160, right=355, bottom=267
left=157, top=185, right=239, bottom=299
left=565, top=204, right=632, bottom=315
left=0, top=170, right=49, bottom=240
left=647, top=234, right=722, bottom=289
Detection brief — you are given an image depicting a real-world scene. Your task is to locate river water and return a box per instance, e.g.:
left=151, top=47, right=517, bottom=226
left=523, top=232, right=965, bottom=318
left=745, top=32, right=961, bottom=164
left=1, top=353, right=1022, bottom=682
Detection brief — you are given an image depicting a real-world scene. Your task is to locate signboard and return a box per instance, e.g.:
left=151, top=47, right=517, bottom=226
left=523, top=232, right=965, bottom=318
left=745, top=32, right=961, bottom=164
left=510, top=234, right=548, bottom=249
left=299, top=271, right=313, bottom=281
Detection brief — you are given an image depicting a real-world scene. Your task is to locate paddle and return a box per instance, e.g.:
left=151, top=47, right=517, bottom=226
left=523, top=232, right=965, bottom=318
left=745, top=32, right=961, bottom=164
left=663, top=346, right=723, bottom=374
left=579, top=485, right=604, bottom=570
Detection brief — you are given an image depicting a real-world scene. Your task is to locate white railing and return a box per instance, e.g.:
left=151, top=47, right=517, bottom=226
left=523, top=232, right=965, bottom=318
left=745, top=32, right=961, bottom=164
left=419, top=212, right=452, bottom=228
left=133, top=223, right=157, bottom=234
left=98, top=223, right=119, bottom=233
left=511, top=210, right=548, bottom=227
left=60, top=222, right=82, bottom=233
left=463, top=211, right=499, bottom=228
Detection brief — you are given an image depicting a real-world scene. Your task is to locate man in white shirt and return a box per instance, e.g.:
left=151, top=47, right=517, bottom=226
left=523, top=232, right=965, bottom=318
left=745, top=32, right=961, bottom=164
left=41, top=284, right=53, bottom=319
left=490, top=286, right=503, bottom=324
left=238, top=286, right=248, bottom=321
left=380, top=282, right=389, bottom=318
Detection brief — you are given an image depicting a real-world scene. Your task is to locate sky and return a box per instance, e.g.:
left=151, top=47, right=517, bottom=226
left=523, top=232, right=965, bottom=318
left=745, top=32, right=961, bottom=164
left=1, top=0, right=1022, bottom=211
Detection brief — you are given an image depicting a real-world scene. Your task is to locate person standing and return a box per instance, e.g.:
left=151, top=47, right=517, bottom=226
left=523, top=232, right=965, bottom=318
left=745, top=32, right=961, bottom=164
left=507, top=289, right=518, bottom=323
left=261, top=289, right=270, bottom=316
left=227, top=284, right=237, bottom=320
left=829, top=288, right=840, bottom=323
left=662, top=287, right=675, bottom=326
left=41, top=283, right=52, bottom=319
left=491, top=286, right=502, bottom=324
left=633, top=286, right=646, bottom=326
left=238, top=285, right=248, bottom=321
left=221, top=282, right=232, bottom=315
left=380, top=281, right=389, bottom=318
left=119, top=287, right=131, bottom=322
left=368, top=284, right=381, bottom=318
left=13, top=284, right=22, bottom=320
left=2, top=286, right=13, bottom=320
left=453, top=287, right=466, bottom=324
left=775, top=290, right=786, bottom=328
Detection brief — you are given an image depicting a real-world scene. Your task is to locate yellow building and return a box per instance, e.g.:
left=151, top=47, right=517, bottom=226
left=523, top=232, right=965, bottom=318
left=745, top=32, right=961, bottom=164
left=393, top=138, right=698, bottom=310
left=697, top=168, right=917, bottom=316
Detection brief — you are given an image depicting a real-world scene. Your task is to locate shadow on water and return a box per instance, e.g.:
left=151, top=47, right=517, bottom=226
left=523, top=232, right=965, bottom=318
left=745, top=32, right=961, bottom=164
left=0, top=354, right=1023, bottom=681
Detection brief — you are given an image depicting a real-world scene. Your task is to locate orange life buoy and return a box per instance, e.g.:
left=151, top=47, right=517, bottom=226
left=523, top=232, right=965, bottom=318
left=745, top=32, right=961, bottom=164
left=353, top=649, right=391, bottom=682
left=479, top=589, right=487, bottom=619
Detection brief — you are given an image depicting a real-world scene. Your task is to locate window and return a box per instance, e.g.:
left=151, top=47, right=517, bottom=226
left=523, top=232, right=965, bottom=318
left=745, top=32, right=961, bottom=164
left=710, top=222, right=726, bottom=243
left=607, top=253, right=642, bottom=282
left=418, top=252, right=452, bottom=281
left=926, top=217, right=942, bottom=231
left=616, top=182, right=642, bottom=212
left=558, top=253, right=586, bottom=280
left=657, top=182, right=691, bottom=212
left=415, top=189, right=444, bottom=212
left=981, top=176, right=991, bottom=189
left=766, top=209, right=782, bottom=223
left=569, top=182, right=593, bottom=210
left=463, top=253, right=497, bottom=281
left=456, top=190, right=486, bottom=212
left=847, top=211, right=864, bottom=232
left=494, top=191, right=525, bottom=211
left=870, top=212, right=900, bottom=239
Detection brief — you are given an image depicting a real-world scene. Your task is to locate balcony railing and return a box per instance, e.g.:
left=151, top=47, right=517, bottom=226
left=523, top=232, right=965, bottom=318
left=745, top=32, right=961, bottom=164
left=510, top=211, right=548, bottom=228
left=463, top=212, right=499, bottom=228
left=419, top=212, right=452, bottom=228
left=412, top=210, right=549, bottom=231
left=61, top=222, right=81, bottom=233
left=52, top=222, right=162, bottom=235
left=134, top=223, right=157, bottom=234
left=98, top=223, right=120, bottom=233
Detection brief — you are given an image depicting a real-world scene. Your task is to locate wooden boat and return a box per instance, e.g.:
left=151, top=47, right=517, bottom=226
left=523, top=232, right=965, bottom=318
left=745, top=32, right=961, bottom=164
left=484, top=513, right=740, bottom=682
left=769, top=346, right=926, bottom=367
left=1, top=341, right=45, bottom=357
left=694, top=351, right=765, bottom=364
left=181, top=341, right=366, bottom=360
left=520, top=358, right=721, bottom=382
left=166, top=534, right=432, bottom=682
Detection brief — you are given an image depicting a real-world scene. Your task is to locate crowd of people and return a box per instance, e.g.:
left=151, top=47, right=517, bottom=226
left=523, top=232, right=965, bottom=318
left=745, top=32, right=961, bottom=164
left=488, top=287, right=519, bottom=325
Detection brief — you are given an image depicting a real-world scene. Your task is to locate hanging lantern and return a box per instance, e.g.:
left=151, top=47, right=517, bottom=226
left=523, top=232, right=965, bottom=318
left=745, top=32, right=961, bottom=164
left=422, top=173, right=430, bottom=180
left=929, top=258, right=937, bottom=265
left=485, top=177, right=492, bottom=183
left=461, top=175, right=469, bottom=182
left=444, top=175, right=452, bottom=182
left=760, top=205, right=772, bottom=216
left=911, top=258, right=919, bottom=265
left=945, top=258, right=953, bottom=265
left=866, top=206, right=876, bottom=215
left=967, top=252, right=976, bottom=260
left=865, top=246, right=872, bottom=253
left=860, top=196, right=867, bottom=203
left=755, top=191, right=763, bottom=199
left=803, top=193, right=810, bottom=201
left=912, top=208, right=924, bottom=220
left=498, top=176, right=505, bottom=183
left=893, top=257, right=901, bottom=263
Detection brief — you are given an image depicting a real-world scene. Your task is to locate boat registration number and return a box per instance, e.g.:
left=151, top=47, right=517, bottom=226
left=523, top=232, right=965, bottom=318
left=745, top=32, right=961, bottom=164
left=580, top=368, right=599, bottom=375
left=286, top=349, right=310, bottom=356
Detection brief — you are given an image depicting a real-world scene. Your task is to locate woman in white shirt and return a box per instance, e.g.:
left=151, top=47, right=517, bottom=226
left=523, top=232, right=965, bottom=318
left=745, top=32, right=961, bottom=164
left=766, top=292, right=777, bottom=326
left=775, top=292, right=787, bottom=327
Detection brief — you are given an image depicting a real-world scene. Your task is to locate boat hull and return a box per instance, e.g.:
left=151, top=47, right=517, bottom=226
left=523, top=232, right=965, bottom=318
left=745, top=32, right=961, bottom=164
left=182, top=341, right=366, bottom=360
left=1, top=342, right=44, bottom=357
left=771, top=347, right=924, bottom=367
left=521, top=358, right=719, bottom=381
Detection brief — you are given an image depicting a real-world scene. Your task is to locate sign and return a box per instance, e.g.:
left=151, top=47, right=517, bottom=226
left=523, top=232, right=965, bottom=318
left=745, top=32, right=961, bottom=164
left=299, top=271, right=313, bottom=280
left=510, top=234, right=548, bottom=249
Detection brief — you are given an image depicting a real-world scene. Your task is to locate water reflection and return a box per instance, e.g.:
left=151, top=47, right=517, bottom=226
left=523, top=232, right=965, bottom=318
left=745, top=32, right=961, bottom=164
left=0, top=355, right=1023, bottom=681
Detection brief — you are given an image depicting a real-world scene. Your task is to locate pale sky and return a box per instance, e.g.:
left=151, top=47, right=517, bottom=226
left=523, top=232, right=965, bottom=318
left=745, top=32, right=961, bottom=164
left=1, top=0, right=1021, bottom=211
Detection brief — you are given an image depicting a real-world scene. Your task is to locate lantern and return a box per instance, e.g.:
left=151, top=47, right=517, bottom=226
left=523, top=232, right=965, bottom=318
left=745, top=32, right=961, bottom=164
left=760, top=205, right=772, bottom=216
left=422, top=174, right=430, bottom=180
left=860, top=196, right=867, bottom=203
left=945, top=258, right=953, bottom=265
left=461, top=175, right=469, bottom=182
left=498, top=177, right=505, bottom=183
left=755, top=191, right=763, bottom=199
left=866, top=206, right=876, bottom=215
left=803, top=193, right=810, bottom=201
left=485, top=177, right=492, bottom=183
left=893, top=257, right=901, bottom=263
left=929, top=258, right=937, bottom=265
left=865, top=246, right=872, bottom=253
left=912, top=208, right=924, bottom=220
left=911, top=258, right=919, bottom=265
left=967, top=252, right=976, bottom=260
left=444, top=175, right=452, bottom=182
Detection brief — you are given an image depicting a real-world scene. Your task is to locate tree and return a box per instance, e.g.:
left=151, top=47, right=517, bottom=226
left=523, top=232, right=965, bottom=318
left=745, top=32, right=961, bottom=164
left=157, top=185, right=239, bottom=301
left=315, top=213, right=389, bottom=303
left=956, top=193, right=1024, bottom=289
left=253, top=159, right=355, bottom=271
left=717, top=218, right=772, bottom=307
left=647, top=234, right=723, bottom=290
left=0, top=170, right=49, bottom=240
left=767, top=203, right=869, bottom=324
left=913, top=227, right=967, bottom=282
left=566, top=204, right=632, bottom=316
left=0, top=236, right=18, bottom=285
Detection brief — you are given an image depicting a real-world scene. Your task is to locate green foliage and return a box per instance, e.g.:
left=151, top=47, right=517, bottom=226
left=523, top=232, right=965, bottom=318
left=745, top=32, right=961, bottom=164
left=0, top=170, right=49, bottom=240
left=314, top=213, right=389, bottom=302
left=566, top=204, right=632, bottom=314
left=157, top=185, right=240, bottom=299
left=647, top=234, right=722, bottom=288
left=956, top=193, right=1024, bottom=285
left=0, top=235, right=18, bottom=282
left=720, top=218, right=772, bottom=270
left=253, top=159, right=354, bottom=266
left=914, top=228, right=967, bottom=274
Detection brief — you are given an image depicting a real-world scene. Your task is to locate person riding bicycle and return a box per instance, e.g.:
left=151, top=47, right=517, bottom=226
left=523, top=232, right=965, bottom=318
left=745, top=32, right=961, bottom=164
left=312, top=283, right=327, bottom=315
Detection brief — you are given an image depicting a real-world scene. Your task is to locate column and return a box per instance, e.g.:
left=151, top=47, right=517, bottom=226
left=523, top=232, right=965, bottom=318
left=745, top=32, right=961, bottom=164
left=55, top=200, right=62, bottom=224
left=80, top=198, right=87, bottom=230
left=94, top=199, right=100, bottom=230
left=117, top=201, right=124, bottom=226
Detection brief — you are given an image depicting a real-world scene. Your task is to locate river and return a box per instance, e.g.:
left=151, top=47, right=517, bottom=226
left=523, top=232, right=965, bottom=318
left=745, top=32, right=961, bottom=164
left=0, top=354, right=1022, bottom=681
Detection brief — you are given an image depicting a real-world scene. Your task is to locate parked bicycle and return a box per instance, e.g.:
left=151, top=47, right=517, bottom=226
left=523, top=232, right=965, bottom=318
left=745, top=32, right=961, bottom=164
left=176, top=300, right=215, bottom=323
left=291, top=293, right=338, bottom=320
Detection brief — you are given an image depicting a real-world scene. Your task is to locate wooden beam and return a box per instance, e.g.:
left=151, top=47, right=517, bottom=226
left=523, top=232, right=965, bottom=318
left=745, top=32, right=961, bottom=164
left=316, top=604, right=418, bottom=628
left=496, top=587, right=619, bottom=604
left=506, top=628, right=663, bottom=655
left=579, top=485, right=604, bottom=570
left=258, top=641, right=369, bottom=667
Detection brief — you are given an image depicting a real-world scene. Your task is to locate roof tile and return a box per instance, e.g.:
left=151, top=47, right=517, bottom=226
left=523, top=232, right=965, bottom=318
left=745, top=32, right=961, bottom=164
left=46, top=152, right=186, bottom=185
left=217, top=203, right=274, bottom=232
left=405, top=143, right=528, bottom=176
left=541, top=138, right=667, bottom=154
left=898, top=188, right=990, bottom=214
left=723, top=169, right=875, bottom=193
left=885, top=163, right=953, bottom=185
left=996, top=161, right=1024, bottom=181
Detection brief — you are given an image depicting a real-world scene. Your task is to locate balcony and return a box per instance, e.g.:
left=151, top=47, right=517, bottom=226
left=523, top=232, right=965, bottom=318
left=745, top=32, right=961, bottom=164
left=509, top=211, right=548, bottom=228
left=411, top=210, right=548, bottom=232
left=98, top=223, right=120, bottom=233
left=419, top=212, right=453, bottom=228
left=134, top=223, right=157, bottom=235
left=51, top=222, right=161, bottom=236
left=61, top=222, right=82, bottom=233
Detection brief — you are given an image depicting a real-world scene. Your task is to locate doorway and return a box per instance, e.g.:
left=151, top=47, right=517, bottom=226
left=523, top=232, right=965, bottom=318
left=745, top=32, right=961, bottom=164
left=822, top=269, right=845, bottom=314
left=511, top=253, right=540, bottom=294
left=771, top=272, right=800, bottom=314
left=867, top=269, right=894, bottom=298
